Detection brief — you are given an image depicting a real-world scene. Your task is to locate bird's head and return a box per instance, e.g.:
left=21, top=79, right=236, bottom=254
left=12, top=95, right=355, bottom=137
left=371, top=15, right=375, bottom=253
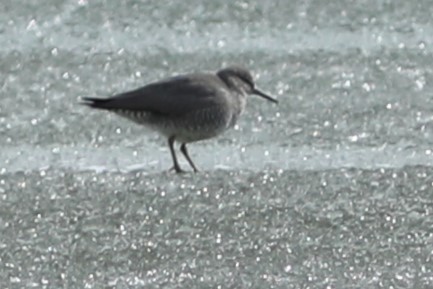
left=217, top=66, right=278, bottom=104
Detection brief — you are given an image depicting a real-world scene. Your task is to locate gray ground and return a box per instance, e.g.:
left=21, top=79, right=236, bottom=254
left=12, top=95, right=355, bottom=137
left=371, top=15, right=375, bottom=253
left=1, top=0, right=433, bottom=288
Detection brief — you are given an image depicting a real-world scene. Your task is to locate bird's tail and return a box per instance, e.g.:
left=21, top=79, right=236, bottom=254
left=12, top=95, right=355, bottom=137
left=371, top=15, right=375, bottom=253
left=80, top=97, right=111, bottom=109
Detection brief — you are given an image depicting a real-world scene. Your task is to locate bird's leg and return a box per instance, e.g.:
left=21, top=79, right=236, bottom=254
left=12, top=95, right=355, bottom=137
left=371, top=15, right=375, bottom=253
left=180, top=143, right=199, bottom=173
left=168, top=136, right=185, bottom=173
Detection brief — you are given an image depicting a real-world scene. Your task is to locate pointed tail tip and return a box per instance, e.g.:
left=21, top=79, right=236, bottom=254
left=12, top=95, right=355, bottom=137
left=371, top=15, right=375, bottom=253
left=79, top=97, right=108, bottom=108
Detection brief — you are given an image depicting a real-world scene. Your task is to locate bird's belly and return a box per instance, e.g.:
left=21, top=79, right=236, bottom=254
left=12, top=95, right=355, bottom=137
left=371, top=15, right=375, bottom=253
left=113, top=107, right=235, bottom=143
left=161, top=107, right=234, bottom=142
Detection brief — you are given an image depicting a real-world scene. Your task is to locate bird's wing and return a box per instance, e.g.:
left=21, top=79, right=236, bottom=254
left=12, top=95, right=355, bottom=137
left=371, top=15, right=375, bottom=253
left=82, top=74, right=227, bottom=116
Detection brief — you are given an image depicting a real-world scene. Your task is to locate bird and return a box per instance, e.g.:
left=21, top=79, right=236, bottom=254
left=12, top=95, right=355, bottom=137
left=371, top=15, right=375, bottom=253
left=81, top=66, right=278, bottom=173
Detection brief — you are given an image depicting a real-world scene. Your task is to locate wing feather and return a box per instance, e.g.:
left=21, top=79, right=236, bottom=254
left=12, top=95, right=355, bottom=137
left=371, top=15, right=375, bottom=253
left=82, top=73, right=227, bottom=116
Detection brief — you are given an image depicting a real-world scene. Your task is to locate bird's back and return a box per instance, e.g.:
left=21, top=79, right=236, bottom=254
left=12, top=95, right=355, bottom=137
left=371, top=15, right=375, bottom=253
left=83, top=73, right=230, bottom=116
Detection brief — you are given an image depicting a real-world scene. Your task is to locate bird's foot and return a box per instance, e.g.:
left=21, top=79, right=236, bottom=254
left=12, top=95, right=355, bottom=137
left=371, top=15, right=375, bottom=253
left=169, top=165, right=187, bottom=174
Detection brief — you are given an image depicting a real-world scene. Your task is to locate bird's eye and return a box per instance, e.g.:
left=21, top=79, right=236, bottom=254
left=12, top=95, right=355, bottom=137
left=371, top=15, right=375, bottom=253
left=238, top=75, right=254, bottom=89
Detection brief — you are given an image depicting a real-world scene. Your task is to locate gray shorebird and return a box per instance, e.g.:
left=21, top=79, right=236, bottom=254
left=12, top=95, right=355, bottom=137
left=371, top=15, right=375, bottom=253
left=81, top=66, right=278, bottom=173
